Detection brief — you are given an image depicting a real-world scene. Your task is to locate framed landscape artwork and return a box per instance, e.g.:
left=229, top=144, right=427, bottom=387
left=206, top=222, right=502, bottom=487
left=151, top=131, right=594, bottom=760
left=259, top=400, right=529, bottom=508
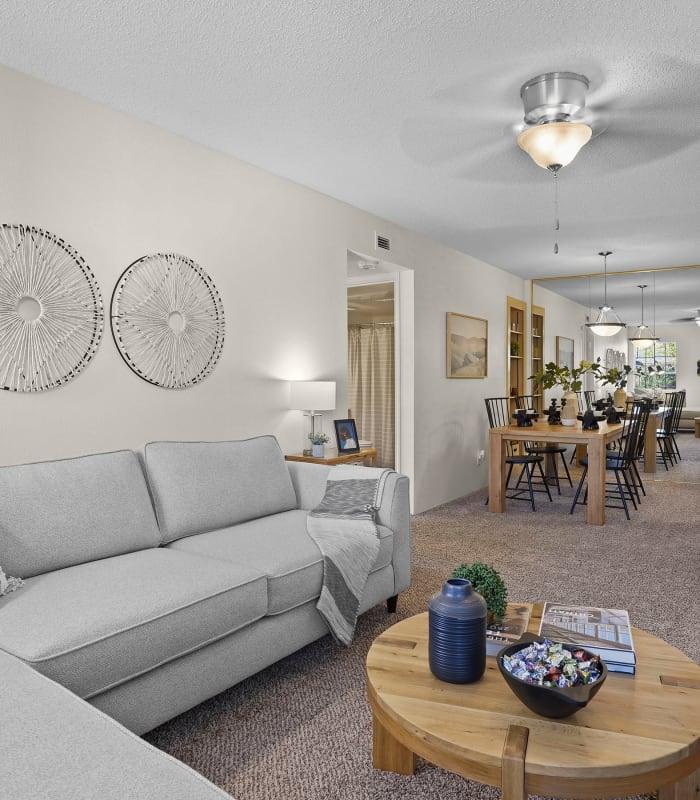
left=556, top=336, right=574, bottom=371
left=447, top=312, right=488, bottom=378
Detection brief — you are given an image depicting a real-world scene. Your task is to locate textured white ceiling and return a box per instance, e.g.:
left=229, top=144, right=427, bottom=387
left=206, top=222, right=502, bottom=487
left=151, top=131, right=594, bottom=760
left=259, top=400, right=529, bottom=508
left=2, top=0, right=700, bottom=321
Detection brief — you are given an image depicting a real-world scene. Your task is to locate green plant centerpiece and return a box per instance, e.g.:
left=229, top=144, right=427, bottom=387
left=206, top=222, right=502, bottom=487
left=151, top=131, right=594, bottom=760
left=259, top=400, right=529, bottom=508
left=308, top=432, right=329, bottom=445
left=452, top=561, right=507, bottom=624
left=598, top=364, right=632, bottom=390
left=597, top=363, right=633, bottom=406
left=530, top=358, right=602, bottom=419
left=530, top=358, right=602, bottom=394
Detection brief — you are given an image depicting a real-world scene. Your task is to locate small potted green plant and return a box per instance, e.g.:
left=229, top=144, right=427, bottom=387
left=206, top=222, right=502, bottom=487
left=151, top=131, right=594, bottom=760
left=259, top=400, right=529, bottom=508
left=308, top=432, right=329, bottom=458
left=452, top=561, right=507, bottom=624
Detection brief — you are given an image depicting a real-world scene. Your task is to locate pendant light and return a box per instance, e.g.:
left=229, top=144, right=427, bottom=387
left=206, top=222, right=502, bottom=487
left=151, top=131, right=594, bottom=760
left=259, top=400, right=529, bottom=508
left=585, top=251, right=626, bottom=336
left=628, top=284, right=659, bottom=348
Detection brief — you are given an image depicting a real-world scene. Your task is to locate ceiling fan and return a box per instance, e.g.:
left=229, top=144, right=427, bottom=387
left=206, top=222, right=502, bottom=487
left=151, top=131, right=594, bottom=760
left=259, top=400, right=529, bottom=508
left=399, top=56, right=700, bottom=183
left=669, top=308, right=700, bottom=325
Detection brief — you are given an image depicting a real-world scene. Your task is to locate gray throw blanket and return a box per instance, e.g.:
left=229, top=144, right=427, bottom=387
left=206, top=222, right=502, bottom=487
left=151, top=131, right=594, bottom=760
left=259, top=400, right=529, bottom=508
left=307, top=465, right=391, bottom=645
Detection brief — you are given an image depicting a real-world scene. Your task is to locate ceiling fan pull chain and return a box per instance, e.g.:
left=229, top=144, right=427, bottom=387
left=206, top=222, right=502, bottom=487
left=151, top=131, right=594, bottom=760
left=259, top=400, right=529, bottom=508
left=553, top=169, right=560, bottom=254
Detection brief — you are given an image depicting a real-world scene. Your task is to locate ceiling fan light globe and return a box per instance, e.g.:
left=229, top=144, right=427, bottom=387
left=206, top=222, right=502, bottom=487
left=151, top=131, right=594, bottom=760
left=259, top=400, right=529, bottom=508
left=517, top=121, right=592, bottom=170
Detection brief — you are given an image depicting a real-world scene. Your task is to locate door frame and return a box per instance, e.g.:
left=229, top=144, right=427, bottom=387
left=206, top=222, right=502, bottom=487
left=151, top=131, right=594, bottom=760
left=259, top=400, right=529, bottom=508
left=347, top=263, right=414, bottom=509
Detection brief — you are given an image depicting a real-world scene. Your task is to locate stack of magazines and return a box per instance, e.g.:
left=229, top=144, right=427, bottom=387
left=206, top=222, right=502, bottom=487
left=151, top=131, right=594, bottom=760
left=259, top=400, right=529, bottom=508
left=486, top=603, right=532, bottom=656
left=538, top=602, right=636, bottom=674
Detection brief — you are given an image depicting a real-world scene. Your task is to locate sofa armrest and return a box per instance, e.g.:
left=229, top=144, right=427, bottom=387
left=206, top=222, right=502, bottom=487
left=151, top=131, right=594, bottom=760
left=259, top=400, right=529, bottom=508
left=376, top=472, right=412, bottom=595
left=286, top=462, right=412, bottom=596
left=0, top=649, right=233, bottom=800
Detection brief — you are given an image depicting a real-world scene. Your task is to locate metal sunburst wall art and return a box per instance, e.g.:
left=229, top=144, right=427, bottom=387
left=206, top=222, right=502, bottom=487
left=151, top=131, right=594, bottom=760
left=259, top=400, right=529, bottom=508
left=110, top=253, right=225, bottom=388
left=0, top=224, right=104, bottom=392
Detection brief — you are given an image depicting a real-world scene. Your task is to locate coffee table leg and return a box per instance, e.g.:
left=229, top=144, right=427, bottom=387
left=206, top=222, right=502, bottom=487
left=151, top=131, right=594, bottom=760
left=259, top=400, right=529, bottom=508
left=658, top=768, right=700, bottom=800
left=501, top=724, right=529, bottom=800
left=372, top=714, right=416, bottom=775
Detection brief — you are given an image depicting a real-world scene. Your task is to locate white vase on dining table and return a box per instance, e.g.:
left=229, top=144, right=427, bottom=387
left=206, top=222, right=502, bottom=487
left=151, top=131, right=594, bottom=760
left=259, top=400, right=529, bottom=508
left=561, top=391, right=579, bottom=424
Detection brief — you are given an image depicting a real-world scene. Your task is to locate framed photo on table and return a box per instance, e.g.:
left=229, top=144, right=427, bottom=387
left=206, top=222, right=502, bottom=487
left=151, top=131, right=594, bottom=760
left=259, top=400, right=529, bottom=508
left=446, top=312, right=488, bottom=378
left=334, top=419, right=360, bottom=454
left=556, top=336, right=574, bottom=371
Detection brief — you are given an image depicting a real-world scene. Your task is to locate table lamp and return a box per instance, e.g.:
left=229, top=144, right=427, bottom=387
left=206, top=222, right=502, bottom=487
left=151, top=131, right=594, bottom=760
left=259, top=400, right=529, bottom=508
left=289, top=380, right=336, bottom=455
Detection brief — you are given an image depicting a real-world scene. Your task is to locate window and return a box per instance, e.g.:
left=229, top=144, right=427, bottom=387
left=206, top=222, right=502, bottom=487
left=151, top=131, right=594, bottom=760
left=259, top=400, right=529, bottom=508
left=633, top=341, right=676, bottom=389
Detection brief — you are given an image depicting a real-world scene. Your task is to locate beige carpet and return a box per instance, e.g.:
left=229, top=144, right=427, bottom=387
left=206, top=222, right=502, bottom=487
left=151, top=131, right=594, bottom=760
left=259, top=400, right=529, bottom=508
left=146, top=434, right=700, bottom=800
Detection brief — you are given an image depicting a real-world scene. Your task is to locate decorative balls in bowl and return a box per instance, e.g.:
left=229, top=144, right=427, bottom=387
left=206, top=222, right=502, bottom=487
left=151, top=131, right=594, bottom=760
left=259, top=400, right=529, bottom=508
left=498, top=637, right=607, bottom=718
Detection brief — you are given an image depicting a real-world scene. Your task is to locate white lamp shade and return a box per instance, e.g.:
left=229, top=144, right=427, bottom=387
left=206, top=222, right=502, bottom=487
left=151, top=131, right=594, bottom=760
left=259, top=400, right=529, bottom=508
left=517, top=121, right=592, bottom=169
left=289, top=380, right=336, bottom=411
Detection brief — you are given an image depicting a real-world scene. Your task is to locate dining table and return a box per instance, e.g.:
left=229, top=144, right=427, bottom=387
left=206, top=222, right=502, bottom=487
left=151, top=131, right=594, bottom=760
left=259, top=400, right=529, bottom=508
left=642, top=406, right=670, bottom=473
left=488, top=419, right=624, bottom=525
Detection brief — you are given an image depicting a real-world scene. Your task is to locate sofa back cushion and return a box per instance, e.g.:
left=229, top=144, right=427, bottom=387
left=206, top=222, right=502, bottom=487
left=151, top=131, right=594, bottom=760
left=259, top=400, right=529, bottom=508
left=0, top=450, right=160, bottom=578
left=144, top=437, right=298, bottom=543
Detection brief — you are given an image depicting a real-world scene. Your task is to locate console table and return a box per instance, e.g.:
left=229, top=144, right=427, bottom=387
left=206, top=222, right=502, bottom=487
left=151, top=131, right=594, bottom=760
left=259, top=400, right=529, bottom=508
left=285, top=447, right=378, bottom=467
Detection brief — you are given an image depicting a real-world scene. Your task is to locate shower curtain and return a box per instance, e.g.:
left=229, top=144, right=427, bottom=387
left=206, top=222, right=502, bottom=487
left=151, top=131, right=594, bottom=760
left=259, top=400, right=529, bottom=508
left=348, top=323, right=395, bottom=468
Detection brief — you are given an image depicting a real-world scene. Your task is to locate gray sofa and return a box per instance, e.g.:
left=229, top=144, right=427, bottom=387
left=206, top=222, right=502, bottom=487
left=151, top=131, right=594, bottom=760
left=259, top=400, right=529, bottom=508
left=678, top=405, right=699, bottom=432
left=0, top=435, right=411, bottom=799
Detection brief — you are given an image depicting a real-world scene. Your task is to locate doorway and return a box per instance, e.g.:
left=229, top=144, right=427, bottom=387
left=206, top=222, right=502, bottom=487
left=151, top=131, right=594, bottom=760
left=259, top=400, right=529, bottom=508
left=347, top=251, right=414, bottom=508
left=347, top=282, right=396, bottom=468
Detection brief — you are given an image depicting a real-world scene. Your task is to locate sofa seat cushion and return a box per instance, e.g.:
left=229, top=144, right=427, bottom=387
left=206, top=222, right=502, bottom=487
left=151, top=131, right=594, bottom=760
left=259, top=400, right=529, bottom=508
left=0, top=549, right=267, bottom=699
left=167, top=509, right=395, bottom=615
left=144, top=437, right=298, bottom=544
left=0, top=650, right=233, bottom=800
left=0, top=450, right=160, bottom=578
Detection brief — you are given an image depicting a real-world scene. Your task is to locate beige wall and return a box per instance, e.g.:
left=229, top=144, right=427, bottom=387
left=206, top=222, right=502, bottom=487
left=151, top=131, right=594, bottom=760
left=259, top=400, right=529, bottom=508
left=0, top=64, right=586, bottom=513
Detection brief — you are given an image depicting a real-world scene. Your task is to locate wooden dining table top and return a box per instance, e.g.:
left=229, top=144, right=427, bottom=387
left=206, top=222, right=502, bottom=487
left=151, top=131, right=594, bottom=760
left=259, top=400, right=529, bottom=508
left=489, top=418, right=624, bottom=442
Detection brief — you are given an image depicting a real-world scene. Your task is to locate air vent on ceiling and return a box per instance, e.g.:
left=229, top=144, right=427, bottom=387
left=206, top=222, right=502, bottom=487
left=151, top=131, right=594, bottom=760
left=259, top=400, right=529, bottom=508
left=375, top=232, right=391, bottom=251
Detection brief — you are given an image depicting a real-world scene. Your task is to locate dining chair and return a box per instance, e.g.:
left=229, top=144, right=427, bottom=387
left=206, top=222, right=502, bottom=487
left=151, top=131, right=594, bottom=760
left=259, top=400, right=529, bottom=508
left=668, top=389, right=686, bottom=463
left=484, top=397, right=552, bottom=511
left=570, top=400, right=649, bottom=520
left=514, top=395, right=572, bottom=493
left=656, top=391, right=682, bottom=470
left=575, top=390, right=595, bottom=411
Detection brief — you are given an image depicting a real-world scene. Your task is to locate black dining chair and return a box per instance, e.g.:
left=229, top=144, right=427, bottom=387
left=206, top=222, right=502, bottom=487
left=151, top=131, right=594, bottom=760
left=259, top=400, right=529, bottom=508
left=656, top=391, right=683, bottom=470
left=570, top=400, right=650, bottom=520
left=576, top=390, right=595, bottom=411
left=484, top=397, right=552, bottom=511
left=514, top=395, right=572, bottom=494
left=661, top=389, right=686, bottom=465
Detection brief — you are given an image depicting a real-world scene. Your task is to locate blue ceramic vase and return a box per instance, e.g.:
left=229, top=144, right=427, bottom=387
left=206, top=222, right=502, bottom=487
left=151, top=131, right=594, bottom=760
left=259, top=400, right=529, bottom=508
left=428, top=578, right=487, bottom=684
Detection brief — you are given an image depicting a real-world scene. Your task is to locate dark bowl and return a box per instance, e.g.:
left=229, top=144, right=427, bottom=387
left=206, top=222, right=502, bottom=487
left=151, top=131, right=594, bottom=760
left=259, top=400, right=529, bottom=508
left=497, top=637, right=607, bottom=718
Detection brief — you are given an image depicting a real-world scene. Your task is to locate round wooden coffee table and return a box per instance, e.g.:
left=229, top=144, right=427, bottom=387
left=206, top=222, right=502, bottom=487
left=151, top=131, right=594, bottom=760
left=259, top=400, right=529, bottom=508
left=366, top=609, right=700, bottom=799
